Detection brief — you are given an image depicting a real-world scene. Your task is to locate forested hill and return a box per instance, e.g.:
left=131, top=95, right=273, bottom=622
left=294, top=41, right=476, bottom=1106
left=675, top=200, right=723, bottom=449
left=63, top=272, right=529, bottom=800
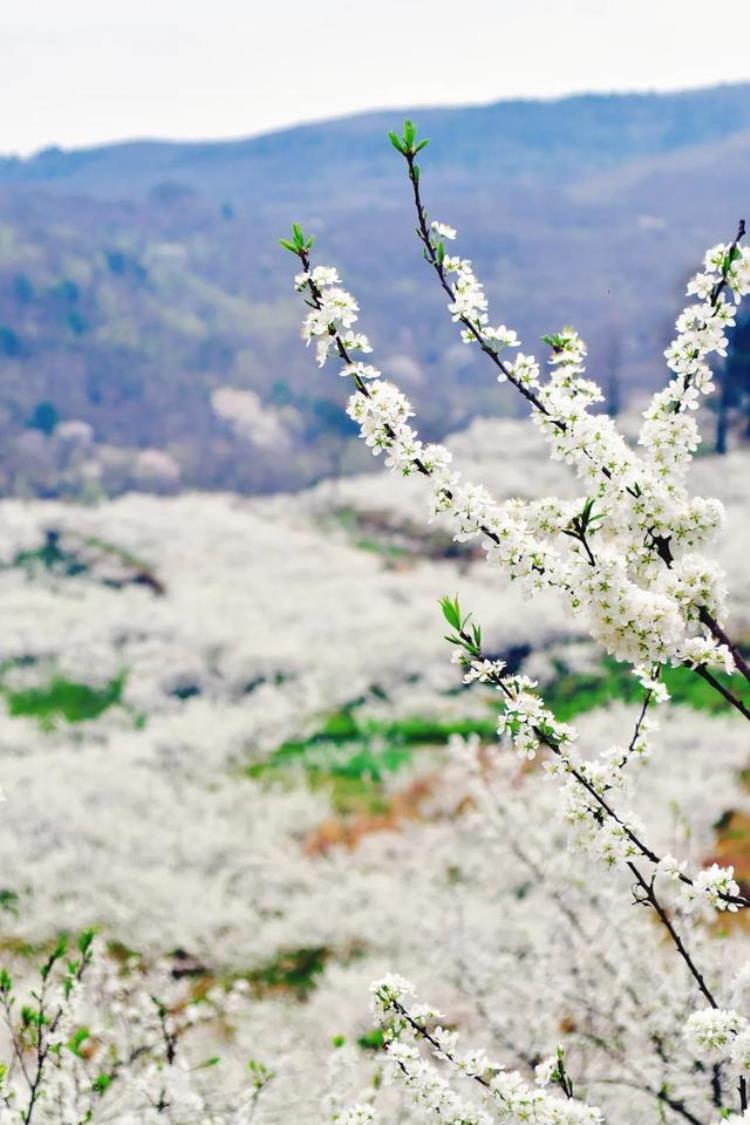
left=4, top=84, right=750, bottom=203
left=0, top=83, right=748, bottom=495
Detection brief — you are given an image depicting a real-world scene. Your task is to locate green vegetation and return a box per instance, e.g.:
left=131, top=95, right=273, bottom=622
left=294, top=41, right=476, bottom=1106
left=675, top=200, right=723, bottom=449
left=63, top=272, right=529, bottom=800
left=4, top=673, right=126, bottom=730
left=0, top=890, right=20, bottom=917
left=241, top=946, right=329, bottom=1000
left=13, top=533, right=88, bottom=578
left=357, top=1027, right=386, bottom=1051
left=248, top=655, right=747, bottom=811
left=544, top=656, right=746, bottom=721
left=0, top=649, right=138, bottom=731
left=28, top=400, right=59, bottom=435
left=246, top=704, right=497, bottom=813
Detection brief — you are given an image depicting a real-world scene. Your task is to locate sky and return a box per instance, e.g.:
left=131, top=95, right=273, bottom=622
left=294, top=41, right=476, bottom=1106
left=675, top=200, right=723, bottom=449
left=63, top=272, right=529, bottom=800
left=2, top=0, right=750, bottom=157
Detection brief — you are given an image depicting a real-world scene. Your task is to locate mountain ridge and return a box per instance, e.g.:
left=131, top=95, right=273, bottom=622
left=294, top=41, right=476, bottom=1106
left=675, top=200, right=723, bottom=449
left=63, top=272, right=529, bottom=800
left=2, top=82, right=750, bottom=200
left=0, top=82, right=747, bottom=496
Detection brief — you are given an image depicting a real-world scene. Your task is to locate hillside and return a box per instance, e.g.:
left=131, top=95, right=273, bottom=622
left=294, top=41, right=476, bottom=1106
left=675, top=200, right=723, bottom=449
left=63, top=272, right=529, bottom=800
left=0, top=420, right=748, bottom=1118
left=0, top=84, right=748, bottom=495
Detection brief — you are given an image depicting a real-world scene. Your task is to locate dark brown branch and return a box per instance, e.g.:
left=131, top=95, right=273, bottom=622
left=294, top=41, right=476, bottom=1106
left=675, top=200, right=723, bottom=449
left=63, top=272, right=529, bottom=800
left=693, top=663, right=750, bottom=722
left=404, top=152, right=562, bottom=426
left=699, top=606, right=750, bottom=687
left=627, top=862, right=718, bottom=1010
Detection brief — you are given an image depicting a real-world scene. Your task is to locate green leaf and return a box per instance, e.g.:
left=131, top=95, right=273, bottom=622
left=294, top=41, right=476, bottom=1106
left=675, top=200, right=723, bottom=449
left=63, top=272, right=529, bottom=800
left=415, top=138, right=430, bottom=152
left=279, top=238, right=298, bottom=254
left=247, top=1058, right=275, bottom=1087
left=78, top=928, right=95, bottom=957
left=435, top=241, right=445, bottom=266
left=92, top=1074, right=113, bottom=1095
left=357, top=1027, right=386, bottom=1051
left=388, top=131, right=406, bottom=154
left=440, top=595, right=461, bottom=631
left=41, top=936, right=68, bottom=980
left=542, top=332, right=565, bottom=350
left=198, top=1055, right=221, bottom=1068
left=332, top=1034, right=346, bottom=1048
left=403, top=119, right=416, bottom=148
left=68, top=1026, right=91, bottom=1058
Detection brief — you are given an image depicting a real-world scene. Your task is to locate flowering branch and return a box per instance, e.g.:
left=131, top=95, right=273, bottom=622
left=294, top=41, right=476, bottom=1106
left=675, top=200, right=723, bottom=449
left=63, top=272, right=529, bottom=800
left=284, top=129, right=750, bottom=1122
left=442, top=596, right=750, bottom=913
left=369, top=975, right=604, bottom=1123
left=284, top=213, right=750, bottom=723
left=283, top=225, right=557, bottom=582
left=627, top=862, right=718, bottom=1010
left=391, top=119, right=750, bottom=693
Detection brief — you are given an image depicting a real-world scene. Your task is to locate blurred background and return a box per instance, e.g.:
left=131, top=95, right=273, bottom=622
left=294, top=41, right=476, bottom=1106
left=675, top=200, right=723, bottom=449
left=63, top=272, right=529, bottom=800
left=0, top=4, right=749, bottom=1120
left=2, top=0, right=750, bottom=497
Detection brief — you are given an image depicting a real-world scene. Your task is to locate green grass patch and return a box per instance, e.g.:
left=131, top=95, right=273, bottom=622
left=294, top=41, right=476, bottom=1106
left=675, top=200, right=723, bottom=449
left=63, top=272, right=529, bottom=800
left=3, top=672, right=128, bottom=730
left=241, top=946, right=329, bottom=1000
left=247, top=653, right=745, bottom=812
left=245, top=706, right=497, bottom=812
left=544, top=656, right=745, bottom=721
left=353, top=536, right=410, bottom=560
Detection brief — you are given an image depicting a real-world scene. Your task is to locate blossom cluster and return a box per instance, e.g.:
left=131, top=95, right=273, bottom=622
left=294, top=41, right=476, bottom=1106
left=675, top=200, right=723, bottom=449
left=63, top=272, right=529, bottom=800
left=462, top=657, right=575, bottom=760
left=290, top=221, right=748, bottom=676
left=658, top=856, right=743, bottom=916
left=361, top=975, right=604, bottom=1125
left=684, top=1007, right=750, bottom=1068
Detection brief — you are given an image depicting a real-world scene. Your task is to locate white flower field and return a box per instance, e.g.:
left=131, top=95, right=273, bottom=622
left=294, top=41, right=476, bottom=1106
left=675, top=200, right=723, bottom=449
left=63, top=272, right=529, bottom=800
left=0, top=413, right=747, bottom=1121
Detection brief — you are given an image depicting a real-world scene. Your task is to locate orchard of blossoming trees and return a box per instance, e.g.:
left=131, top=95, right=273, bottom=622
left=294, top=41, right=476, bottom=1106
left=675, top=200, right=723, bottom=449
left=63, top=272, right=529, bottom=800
left=282, top=119, right=750, bottom=1123
left=0, top=462, right=745, bottom=1121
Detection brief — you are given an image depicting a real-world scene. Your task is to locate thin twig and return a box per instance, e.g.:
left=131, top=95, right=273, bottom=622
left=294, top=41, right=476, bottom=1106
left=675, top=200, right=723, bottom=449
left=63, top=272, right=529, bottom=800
left=627, top=862, right=717, bottom=1010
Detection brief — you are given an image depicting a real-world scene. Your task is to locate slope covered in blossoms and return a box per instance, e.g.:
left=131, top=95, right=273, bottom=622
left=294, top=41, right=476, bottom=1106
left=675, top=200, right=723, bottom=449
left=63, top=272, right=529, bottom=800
left=0, top=417, right=748, bottom=1121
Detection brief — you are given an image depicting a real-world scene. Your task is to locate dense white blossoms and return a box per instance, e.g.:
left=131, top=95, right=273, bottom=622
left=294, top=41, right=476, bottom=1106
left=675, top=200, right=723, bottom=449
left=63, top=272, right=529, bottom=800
left=682, top=862, right=742, bottom=914
left=684, top=1008, right=748, bottom=1061
left=291, top=220, right=750, bottom=677
left=364, top=976, right=604, bottom=1125
left=2, top=445, right=750, bottom=1120
left=337, top=1107, right=379, bottom=1124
